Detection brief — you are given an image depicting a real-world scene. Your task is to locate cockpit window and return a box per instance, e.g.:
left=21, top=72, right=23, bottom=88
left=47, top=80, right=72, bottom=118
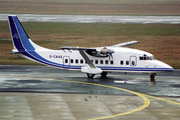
left=139, top=55, right=155, bottom=60
left=149, top=56, right=155, bottom=60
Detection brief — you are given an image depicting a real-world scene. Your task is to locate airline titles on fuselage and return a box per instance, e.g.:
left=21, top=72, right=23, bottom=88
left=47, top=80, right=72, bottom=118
left=49, top=55, right=62, bottom=59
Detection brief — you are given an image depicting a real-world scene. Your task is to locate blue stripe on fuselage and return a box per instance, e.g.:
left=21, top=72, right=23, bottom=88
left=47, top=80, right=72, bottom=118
left=98, top=67, right=174, bottom=72
left=27, top=51, right=64, bottom=67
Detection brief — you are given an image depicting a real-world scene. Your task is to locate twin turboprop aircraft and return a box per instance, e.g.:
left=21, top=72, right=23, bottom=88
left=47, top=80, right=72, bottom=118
left=8, top=16, right=174, bottom=80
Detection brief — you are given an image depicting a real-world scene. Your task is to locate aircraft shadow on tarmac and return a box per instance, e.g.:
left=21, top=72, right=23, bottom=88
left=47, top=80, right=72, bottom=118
left=67, top=75, right=157, bottom=87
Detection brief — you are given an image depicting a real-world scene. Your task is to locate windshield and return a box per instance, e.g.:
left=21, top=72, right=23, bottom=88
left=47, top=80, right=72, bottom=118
left=139, top=55, right=155, bottom=60
left=149, top=56, right=155, bottom=60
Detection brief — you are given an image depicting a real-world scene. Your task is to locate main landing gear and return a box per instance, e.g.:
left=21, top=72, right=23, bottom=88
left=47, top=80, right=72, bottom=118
left=87, top=73, right=95, bottom=78
left=87, top=72, right=108, bottom=79
left=150, top=73, right=156, bottom=81
left=101, top=72, right=108, bottom=78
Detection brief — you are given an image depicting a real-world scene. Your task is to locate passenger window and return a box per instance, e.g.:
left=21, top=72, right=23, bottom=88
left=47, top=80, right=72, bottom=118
left=91, top=60, right=93, bottom=63
left=80, top=59, right=83, bottom=64
left=110, top=60, right=113, bottom=65
left=65, top=59, right=68, bottom=63
left=100, top=60, right=103, bottom=64
left=140, top=57, right=143, bottom=60
left=132, top=61, right=135, bottom=65
left=105, top=60, right=108, bottom=64
left=70, top=59, right=73, bottom=63
left=95, top=60, right=98, bottom=64
left=126, top=61, right=129, bottom=65
left=75, top=59, right=78, bottom=64
left=120, top=61, right=123, bottom=65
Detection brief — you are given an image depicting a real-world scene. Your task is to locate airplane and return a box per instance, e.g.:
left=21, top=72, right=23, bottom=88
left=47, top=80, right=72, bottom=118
left=7, top=15, right=174, bottom=80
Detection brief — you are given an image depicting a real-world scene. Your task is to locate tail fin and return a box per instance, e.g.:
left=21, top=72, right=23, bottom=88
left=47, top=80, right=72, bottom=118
left=8, top=16, right=59, bottom=67
left=8, top=16, right=35, bottom=52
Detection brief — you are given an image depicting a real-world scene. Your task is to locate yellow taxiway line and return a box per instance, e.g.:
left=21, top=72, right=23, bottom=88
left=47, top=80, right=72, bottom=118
left=18, top=77, right=151, bottom=120
left=2, top=76, right=180, bottom=119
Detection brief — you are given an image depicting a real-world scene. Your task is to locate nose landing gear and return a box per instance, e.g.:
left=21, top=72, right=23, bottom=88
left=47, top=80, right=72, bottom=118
left=150, top=73, right=156, bottom=81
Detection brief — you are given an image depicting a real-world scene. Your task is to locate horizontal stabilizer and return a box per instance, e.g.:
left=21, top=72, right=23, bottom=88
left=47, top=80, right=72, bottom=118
left=6, top=51, right=25, bottom=54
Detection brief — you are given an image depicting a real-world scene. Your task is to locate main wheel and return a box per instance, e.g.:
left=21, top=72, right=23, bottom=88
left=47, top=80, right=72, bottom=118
left=87, top=73, right=95, bottom=78
left=101, top=72, right=108, bottom=77
left=150, top=74, right=155, bottom=79
left=150, top=73, right=156, bottom=81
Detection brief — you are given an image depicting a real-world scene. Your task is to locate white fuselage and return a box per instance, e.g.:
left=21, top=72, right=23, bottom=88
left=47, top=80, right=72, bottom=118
left=22, top=46, right=173, bottom=74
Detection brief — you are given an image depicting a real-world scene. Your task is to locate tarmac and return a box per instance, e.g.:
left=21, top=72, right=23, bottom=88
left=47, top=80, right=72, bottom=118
left=0, top=65, right=180, bottom=120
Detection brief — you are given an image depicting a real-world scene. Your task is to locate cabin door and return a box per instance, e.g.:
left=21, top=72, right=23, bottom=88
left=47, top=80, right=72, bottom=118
left=63, top=56, right=70, bottom=69
left=130, top=56, right=137, bottom=66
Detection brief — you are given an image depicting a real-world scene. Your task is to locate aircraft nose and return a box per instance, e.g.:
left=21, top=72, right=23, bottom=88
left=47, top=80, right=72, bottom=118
left=167, top=66, right=174, bottom=72
left=169, top=66, right=174, bottom=72
left=163, top=62, right=174, bottom=72
left=156, top=60, right=174, bottom=72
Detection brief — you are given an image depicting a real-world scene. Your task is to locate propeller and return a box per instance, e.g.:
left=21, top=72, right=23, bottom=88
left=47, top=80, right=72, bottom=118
left=100, top=47, right=115, bottom=60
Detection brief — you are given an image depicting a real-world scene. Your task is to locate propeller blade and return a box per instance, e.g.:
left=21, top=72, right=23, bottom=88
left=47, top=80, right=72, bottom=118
left=110, top=53, right=113, bottom=59
left=108, top=53, right=113, bottom=61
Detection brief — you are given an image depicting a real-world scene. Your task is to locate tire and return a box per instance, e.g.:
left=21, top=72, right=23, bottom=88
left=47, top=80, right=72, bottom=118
left=101, top=72, right=108, bottom=77
left=150, top=74, right=155, bottom=79
left=87, top=73, right=95, bottom=78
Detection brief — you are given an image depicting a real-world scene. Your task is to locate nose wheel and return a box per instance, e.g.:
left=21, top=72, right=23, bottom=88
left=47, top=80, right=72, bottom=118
left=150, top=73, right=156, bottom=81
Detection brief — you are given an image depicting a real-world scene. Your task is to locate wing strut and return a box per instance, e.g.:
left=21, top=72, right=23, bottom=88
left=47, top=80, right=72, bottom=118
left=79, top=50, right=96, bottom=68
left=79, top=50, right=102, bottom=74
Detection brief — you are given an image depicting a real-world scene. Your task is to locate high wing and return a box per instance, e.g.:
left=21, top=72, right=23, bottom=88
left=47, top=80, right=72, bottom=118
left=60, top=41, right=139, bottom=50
left=59, top=41, right=139, bottom=60
left=58, top=41, right=138, bottom=74
left=59, top=46, right=96, bottom=51
left=111, top=41, right=139, bottom=47
left=59, top=46, right=114, bottom=59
